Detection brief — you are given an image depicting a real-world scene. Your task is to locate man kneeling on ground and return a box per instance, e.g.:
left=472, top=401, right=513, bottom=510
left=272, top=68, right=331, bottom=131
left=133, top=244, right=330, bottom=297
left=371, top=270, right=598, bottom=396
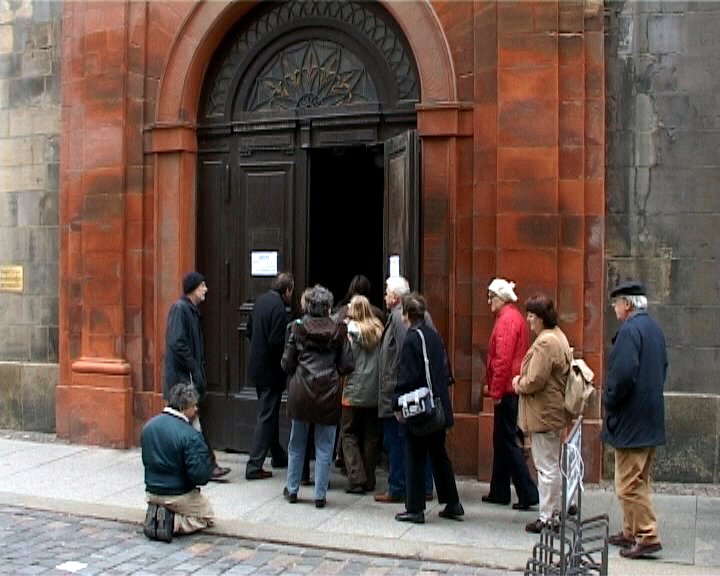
left=141, top=382, right=215, bottom=542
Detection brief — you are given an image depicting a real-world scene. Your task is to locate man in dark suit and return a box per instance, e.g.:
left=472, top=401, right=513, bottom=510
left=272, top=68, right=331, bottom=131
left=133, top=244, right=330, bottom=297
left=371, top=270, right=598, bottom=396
left=245, top=272, right=295, bottom=480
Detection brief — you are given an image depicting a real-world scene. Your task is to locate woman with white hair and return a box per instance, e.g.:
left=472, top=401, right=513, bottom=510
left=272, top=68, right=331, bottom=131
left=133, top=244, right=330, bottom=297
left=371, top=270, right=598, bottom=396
left=282, top=285, right=354, bottom=508
left=482, top=279, right=539, bottom=510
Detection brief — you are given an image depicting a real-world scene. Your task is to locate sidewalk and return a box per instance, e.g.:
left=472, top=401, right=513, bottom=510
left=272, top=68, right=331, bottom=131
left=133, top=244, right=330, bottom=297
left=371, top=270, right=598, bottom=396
left=1, top=432, right=719, bottom=575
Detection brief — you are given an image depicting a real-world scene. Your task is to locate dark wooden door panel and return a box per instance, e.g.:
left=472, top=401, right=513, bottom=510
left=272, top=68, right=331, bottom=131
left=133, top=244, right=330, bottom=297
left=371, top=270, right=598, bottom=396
left=197, top=153, right=231, bottom=449
left=384, top=130, right=419, bottom=290
left=228, top=151, right=304, bottom=452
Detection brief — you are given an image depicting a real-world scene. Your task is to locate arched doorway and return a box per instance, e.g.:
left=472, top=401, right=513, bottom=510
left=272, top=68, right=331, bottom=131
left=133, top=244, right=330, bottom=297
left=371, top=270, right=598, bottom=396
left=195, top=0, right=422, bottom=451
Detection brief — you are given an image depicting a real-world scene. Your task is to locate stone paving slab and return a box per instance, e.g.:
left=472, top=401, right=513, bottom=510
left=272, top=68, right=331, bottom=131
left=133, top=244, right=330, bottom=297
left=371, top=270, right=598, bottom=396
left=0, top=505, right=522, bottom=576
left=1, top=434, right=720, bottom=575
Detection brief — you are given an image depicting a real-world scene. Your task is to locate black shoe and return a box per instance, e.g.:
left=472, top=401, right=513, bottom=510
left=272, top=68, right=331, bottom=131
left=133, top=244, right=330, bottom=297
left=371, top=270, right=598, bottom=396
left=143, top=504, right=158, bottom=540
left=481, top=494, right=510, bottom=505
left=395, top=511, right=425, bottom=524
left=438, top=503, right=465, bottom=521
left=345, top=485, right=365, bottom=494
left=155, top=506, right=174, bottom=543
left=315, top=498, right=326, bottom=509
left=512, top=499, right=539, bottom=510
left=525, top=518, right=546, bottom=534
left=210, top=465, right=231, bottom=481
left=271, top=456, right=288, bottom=469
left=246, top=469, right=273, bottom=480
left=283, top=487, right=298, bottom=504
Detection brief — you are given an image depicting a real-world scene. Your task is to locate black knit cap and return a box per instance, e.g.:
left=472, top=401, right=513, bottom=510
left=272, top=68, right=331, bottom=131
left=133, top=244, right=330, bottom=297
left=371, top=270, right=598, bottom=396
left=182, top=271, right=205, bottom=295
left=610, top=280, right=646, bottom=299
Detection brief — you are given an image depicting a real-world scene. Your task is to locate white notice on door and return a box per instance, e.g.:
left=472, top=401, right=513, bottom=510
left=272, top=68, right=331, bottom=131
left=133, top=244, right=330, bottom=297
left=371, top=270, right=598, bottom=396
left=251, top=251, right=278, bottom=276
left=389, top=255, right=400, bottom=278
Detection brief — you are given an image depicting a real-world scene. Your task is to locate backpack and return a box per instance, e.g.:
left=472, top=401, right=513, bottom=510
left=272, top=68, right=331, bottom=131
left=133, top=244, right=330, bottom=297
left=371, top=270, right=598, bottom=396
left=563, top=348, right=595, bottom=416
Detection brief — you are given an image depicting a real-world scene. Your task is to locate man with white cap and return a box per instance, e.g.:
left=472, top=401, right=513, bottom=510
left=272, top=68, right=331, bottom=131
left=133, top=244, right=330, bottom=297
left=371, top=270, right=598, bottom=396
left=482, top=279, right=539, bottom=510
left=603, top=280, right=667, bottom=559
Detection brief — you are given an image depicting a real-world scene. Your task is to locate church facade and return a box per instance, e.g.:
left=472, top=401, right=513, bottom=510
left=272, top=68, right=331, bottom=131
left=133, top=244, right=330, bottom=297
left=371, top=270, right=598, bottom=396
left=2, top=0, right=719, bottom=483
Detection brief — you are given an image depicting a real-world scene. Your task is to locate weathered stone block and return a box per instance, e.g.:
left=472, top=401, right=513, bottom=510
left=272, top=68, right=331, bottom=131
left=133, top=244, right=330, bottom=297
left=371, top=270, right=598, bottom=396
left=655, top=393, right=719, bottom=482
left=0, top=293, right=23, bottom=324
left=0, top=325, right=29, bottom=360
left=0, top=362, right=21, bottom=428
left=20, top=362, right=57, bottom=431
left=648, top=14, right=684, bottom=54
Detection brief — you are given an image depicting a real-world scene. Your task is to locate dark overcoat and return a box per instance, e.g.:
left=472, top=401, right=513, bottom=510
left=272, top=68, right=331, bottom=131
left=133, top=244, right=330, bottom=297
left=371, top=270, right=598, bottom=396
left=247, top=289, right=290, bottom=390
left=601, top=310, right=668, bottom=448
left=164, top=296, right=206, bottom=400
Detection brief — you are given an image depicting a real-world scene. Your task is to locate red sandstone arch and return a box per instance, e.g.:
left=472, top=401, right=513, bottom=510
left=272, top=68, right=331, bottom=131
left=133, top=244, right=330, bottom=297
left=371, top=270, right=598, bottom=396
left=155, top=0, right=457, bottom=125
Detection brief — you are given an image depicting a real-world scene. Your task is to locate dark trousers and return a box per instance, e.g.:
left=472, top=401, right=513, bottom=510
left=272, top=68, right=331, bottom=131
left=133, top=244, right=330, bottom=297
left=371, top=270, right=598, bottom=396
left=341, top=406, right=380, bottom=491
left=405, top=428, right=459, bottom=514
left=195, top=402, right=215, bottom=467
left=246, top=385, right=287, bottom=476
left=489, top=394, right=539, bottom=505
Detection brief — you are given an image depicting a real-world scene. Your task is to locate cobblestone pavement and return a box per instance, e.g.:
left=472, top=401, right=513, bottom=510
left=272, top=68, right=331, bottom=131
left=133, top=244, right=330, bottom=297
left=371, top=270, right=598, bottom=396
left=1, top=505, right=523, bottom=576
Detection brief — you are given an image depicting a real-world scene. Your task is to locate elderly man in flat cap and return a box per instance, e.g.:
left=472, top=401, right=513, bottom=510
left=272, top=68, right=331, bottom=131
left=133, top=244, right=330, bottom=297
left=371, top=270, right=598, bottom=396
left=602, top=280, right=667, bottom=559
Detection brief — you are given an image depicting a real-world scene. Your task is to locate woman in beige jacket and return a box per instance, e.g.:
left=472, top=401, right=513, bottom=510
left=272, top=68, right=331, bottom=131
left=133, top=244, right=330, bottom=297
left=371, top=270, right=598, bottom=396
left=512, top=293, right=571, bottom=533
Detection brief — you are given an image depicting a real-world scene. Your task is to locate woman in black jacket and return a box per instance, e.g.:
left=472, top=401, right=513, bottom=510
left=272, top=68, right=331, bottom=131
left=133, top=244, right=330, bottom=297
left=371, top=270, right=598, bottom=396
left=392, top=292, right=464, bottom=524
left=281, top=285, right=354, bottom=508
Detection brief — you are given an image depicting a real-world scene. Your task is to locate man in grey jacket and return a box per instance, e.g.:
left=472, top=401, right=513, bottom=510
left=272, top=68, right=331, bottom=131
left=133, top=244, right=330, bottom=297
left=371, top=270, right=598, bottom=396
left=374, top=276, right=433, bottom=503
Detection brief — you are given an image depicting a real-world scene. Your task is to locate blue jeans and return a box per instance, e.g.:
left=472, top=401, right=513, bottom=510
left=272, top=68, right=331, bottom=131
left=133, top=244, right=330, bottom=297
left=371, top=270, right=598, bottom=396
left=287, top=420, right=336, bottom=501
left=382, top=417, right=433, bottom=497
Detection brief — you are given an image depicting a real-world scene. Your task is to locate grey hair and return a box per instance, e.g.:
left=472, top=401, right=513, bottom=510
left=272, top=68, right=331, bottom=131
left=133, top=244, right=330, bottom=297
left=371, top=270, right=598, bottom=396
left=304, top=284, right=334, bottom=317
left=386, top=276, right=410, bottom=298
left=624, top=295, right=648, bottom=310
left=167, top=382, right=199, bottom=412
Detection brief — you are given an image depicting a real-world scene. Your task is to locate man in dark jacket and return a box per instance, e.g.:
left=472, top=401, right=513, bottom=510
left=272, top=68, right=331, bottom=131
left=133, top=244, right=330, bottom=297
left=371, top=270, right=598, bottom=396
left=141, top=383, right=214, bottom=543
left=602, top=280, right=667, bottom=559
left=245, top=272, right=295, bottom=480
left=165, top=271, right=230, bottom=480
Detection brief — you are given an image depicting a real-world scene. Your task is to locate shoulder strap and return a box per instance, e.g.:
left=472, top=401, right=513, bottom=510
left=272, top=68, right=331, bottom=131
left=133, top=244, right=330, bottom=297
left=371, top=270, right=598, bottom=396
left=414, top=328, right=433, bottom=393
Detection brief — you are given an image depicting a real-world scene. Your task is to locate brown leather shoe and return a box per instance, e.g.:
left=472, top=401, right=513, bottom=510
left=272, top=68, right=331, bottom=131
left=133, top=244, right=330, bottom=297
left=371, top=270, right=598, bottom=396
left=374, top=492, right=403, bottom=503
left=609, top=531, right=635, bottom=548
left=619, top=541, right=662, bottom=559
left=246, top=469, right=272, bottom=480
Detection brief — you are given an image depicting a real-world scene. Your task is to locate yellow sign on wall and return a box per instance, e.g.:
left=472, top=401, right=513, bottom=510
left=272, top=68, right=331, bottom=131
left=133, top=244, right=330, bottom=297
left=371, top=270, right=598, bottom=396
left=0, top=265, right=24, bottom=292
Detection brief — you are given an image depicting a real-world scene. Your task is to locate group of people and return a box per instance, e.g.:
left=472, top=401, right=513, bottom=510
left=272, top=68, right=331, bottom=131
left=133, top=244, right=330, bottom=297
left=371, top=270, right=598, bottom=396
left=482, top=277, right=667, bottom=560
left=141, top=269, right=668, bottom=562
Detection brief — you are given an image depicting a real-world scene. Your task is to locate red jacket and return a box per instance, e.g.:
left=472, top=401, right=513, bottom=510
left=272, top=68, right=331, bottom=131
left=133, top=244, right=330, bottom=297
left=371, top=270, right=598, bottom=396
left=486, top=304, right=528, bottom=400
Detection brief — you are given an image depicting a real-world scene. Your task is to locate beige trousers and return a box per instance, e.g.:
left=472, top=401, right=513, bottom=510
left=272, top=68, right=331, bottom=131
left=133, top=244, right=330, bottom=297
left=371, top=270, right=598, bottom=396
left=614, top=446, right=660, bottom=545
left=530, top=430, right=562, bottom=522
left=147, top=488, right=215, bottom=535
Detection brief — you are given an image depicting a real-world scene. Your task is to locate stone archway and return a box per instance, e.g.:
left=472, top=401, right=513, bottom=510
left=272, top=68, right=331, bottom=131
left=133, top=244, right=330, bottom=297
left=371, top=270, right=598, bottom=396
left=148, top=0, right=460, bottom=400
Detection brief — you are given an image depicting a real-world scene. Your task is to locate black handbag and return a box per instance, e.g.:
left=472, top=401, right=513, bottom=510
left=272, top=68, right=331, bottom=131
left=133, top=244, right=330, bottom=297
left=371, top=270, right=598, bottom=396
left=399, top=329, right=446, bottom=436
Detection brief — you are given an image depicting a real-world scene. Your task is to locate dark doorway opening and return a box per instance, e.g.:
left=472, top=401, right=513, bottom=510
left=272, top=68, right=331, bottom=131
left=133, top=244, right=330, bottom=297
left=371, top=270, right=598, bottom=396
left=308, top=146, right=385, bottom=311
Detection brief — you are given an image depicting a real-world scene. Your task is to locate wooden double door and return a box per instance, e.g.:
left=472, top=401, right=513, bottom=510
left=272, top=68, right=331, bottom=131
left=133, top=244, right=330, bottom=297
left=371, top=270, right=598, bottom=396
left=197, top=124, right=419, bottom=452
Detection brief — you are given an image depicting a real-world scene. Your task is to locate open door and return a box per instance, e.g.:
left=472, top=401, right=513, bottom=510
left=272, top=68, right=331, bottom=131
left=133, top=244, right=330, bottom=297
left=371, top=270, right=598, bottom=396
left=197, top=130, right=306, bottom=453
left=384, top=130, right=420, bottom=290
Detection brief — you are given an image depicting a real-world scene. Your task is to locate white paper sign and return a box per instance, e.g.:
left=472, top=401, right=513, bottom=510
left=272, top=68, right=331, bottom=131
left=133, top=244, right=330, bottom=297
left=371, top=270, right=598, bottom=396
left=389, top=255, right=400, bottom=278
left=251, top=251, right=278, bottom=276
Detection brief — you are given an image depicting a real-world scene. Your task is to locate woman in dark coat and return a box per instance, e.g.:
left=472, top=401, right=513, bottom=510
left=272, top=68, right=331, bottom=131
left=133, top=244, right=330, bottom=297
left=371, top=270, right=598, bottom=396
left=281, top=285, right=354, bottom=508
left=392, top=292, right=464, bottom=524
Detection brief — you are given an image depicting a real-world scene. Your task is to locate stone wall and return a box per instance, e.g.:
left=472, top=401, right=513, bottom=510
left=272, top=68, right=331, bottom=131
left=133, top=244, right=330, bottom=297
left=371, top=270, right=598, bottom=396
left=0, top=0, right=61, bottom=431
left=605, top=1, right=720, bottom=482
